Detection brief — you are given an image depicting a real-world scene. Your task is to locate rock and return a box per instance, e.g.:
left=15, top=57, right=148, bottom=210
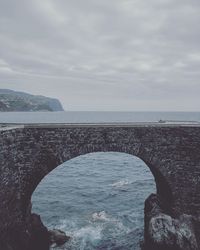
left=29, top=213, right=50, bottom=250
left=144, top=194, right=199, bottom=250
left=49, top=229, right=71, bottom=246
left=148, top=213, right=198, bottom=250
left=29, top=213, right=70, bottom=249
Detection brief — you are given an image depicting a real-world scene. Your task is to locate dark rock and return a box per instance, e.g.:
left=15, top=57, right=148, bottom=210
left=144, top=194, right=199, bottom=250
left=29, top=213, right=50, bottom=250
left=49, top=229, right=71, bottom=246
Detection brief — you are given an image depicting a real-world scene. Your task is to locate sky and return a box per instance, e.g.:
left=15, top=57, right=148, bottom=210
left=0, top=0, right=200, bottom=111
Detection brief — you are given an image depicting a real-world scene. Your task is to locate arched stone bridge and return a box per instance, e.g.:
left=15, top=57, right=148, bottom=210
left=0, top=123, right=200, bottom=250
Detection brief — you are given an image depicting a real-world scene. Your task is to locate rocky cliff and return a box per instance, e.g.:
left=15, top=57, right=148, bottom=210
left=0, top=89, right=64, bottom=111
left=143, top=194, right=200, bottom=250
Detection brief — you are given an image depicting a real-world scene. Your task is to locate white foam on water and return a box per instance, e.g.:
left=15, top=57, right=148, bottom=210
left=73, top=225, right=103, bottom=250
left=91, top=210, right=132, bottom=236
left=50, top=219, right=75, bottom=236
left=50, top=220, right=103, bottom=250
left=73, top=225, right=102, bottom=240
left=48, top=212, right=138, bottom=250
left=91, top=211, right=110, bottom=222
left=110, top=179, right=131, bottom=188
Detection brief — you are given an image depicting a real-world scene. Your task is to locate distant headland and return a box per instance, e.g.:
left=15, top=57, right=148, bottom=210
left=0, top=89, right=64, bottom=112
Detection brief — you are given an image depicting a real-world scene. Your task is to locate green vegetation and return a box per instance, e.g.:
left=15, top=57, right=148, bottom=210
left=0, top=89, right=64, bottom=112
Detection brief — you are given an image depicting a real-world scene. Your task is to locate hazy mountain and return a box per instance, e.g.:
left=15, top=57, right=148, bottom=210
left=0, top=89, right=64, bottom=112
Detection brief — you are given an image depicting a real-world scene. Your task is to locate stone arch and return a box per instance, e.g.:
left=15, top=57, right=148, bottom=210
left=1, top=125, right=200, bottom=250
left=27, top=147, right=173, bottom=218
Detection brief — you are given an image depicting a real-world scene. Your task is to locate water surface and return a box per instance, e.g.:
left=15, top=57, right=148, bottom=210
left=32, top=153, right=156, bottom=250
left=0, top=111, right=200, bottom=123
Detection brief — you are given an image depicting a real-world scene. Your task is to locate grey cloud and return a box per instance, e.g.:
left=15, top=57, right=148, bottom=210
left=0, top=0, right=200, bottom=110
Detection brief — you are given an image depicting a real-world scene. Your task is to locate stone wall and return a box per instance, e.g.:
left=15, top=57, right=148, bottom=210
left=0, top=125, right=200, bottom=249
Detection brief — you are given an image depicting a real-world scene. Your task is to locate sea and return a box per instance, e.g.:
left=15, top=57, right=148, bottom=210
left=1, top=111, right=200, bottom=250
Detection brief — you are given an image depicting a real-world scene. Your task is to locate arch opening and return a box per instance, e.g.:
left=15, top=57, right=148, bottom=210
left=31, top=152, right=169, bottom=250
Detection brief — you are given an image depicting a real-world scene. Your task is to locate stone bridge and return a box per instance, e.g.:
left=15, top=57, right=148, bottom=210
left=0, top=123, right=200, bottom=250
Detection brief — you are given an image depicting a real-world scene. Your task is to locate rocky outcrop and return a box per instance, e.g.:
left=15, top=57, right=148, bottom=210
left=144, top=194, right=200, bottom=250
left=49, top=229, right=71, bottom=246
left=28, top=213, right=70, bottom=250
left=0, top=89, right=64, bottom=111
left=29, top=213, right=50, bottom=250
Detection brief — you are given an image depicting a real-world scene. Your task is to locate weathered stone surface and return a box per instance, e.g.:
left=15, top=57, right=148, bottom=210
left=0, top=124, right=200, bottom=250
left=144, top=194, right=200, bottom=250
left=49, top=229, right=71, bottom=246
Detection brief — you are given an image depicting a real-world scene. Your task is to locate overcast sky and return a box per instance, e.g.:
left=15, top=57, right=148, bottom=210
left=0, top=0, right=200, bottom=111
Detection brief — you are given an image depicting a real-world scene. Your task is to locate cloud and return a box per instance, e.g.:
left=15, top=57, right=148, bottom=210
left=0, top=0, right=200, bottom=110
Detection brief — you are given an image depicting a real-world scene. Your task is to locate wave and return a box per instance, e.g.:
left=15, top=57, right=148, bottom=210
left=91, top=211, right=130, bottom=234
left=49, top=212, right=136, bottom=250
left=50, top=219, right=103, bottom=250
left=110, top=179, right=132, bottom=188
left=73, top=225, right=102, bottom=241
left=91, top=211, right=110, bottom=222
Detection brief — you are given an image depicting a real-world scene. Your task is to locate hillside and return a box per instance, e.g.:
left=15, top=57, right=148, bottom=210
left=0, top=89, right=64, bottom=112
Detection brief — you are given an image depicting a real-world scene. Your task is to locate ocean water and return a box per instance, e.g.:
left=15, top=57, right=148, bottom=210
left=1, top=111, right=199, bottom=249
left=0, top=111, right=200, bottom=123
left=32, top=153, right=156, bottom=250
